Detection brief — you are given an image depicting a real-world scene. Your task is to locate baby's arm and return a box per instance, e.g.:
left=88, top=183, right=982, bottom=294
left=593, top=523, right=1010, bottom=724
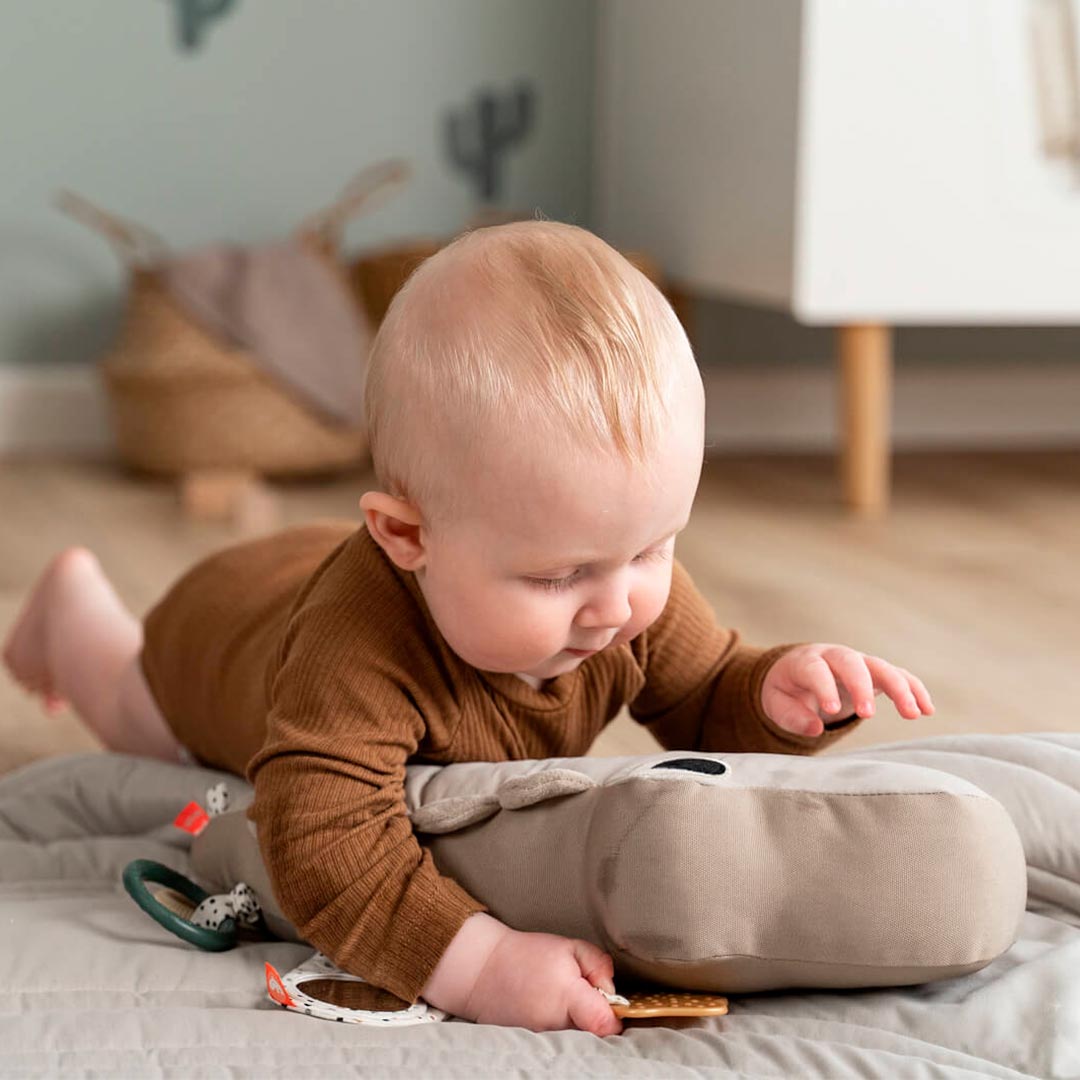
left=246, top=592, right=620, bottom=1032
left=422, top=912, right=621, bottom=1035
left=629, top=559, right=865, bottom=755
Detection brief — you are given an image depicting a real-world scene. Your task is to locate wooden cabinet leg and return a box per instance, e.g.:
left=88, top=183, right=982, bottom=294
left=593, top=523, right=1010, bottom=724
left=180, top=469, right=281, bottom=534
left=837, top=324, right=893, bottom=515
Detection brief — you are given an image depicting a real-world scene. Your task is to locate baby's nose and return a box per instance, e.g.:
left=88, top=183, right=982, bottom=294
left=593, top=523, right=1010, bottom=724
left=577, top=588, right=632, bottom=630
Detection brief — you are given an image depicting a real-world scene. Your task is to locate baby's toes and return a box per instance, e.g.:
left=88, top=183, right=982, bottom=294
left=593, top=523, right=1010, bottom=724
left=3, top=643, right=65, bottom=715
left=8, top=665, right=44, bottom=697
left=43, top=692, right=67, bottom=715
left=2, top=626, right=47, bottom=695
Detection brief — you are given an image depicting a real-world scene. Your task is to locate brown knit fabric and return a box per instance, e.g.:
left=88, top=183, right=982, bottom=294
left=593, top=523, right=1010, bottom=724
left=140, top=522, right=862, bottom=1002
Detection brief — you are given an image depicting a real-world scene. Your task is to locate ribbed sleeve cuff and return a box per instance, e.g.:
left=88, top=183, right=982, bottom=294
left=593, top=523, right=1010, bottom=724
left=366, top=871, right=488, bottom=1004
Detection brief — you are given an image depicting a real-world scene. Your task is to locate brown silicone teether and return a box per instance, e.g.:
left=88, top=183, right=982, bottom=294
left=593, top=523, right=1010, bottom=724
left=610, top=991, right=729, bottom=1018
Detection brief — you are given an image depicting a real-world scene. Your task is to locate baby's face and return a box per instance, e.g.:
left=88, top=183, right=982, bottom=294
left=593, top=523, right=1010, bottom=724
left=414, top=409, right=703, bottom=682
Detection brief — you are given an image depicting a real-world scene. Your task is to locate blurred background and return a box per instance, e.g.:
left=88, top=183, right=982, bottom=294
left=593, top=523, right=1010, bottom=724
left=0, top=0, right=1077, bottom=772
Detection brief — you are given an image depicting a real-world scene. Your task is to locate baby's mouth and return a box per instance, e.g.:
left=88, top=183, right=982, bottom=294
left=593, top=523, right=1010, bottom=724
left=564, top=638, right=613, bottom=657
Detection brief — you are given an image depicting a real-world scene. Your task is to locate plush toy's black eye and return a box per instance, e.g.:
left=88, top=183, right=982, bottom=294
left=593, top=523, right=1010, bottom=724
left=654, top=758, right=727, bottom=775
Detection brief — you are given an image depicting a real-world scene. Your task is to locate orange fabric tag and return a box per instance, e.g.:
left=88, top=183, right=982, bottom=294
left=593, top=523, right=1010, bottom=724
left=173, top=801, right=210, bottom=836
left=265, top=962, right=296, bottom=1008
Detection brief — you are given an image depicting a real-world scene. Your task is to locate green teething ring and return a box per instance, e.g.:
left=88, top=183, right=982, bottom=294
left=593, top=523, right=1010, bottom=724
left=122, top=858, right=237, bottom=952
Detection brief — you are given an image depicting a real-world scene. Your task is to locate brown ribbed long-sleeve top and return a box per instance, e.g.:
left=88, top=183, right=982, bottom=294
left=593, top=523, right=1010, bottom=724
left=140, top=521, right=862, bottom=1004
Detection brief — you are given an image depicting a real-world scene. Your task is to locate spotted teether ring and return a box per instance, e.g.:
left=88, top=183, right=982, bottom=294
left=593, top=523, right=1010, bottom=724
left=122, top=858, right=237, bottom=952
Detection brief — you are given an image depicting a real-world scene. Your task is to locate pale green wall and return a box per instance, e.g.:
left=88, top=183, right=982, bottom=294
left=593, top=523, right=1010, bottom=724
left=0, top=0, right=595, bottom=367
left=5, top=3, right=1073, bottom=375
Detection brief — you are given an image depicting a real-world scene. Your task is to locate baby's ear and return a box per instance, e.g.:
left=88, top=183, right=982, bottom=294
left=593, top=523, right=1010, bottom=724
left=359, top=492, right=427, bottom=571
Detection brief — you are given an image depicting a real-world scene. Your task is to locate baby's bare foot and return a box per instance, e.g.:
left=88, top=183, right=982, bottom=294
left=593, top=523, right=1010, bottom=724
left=2, top=547, right=102, bottom=714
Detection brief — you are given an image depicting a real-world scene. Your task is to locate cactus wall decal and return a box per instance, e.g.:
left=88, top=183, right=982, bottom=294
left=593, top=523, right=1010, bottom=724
left=444, top=83, right=537, bottom=203
left=172, top=0, right=237, bottom=52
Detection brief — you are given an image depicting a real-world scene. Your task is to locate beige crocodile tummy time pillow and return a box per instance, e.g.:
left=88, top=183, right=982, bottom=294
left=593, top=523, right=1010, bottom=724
left=191, top=750, right=1027, bottom=994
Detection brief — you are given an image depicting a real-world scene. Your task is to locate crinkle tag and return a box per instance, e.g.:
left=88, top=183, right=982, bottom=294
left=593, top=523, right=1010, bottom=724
left=265, top=962, right=296, bottom=1008
left=173, top=801, right=210, bottom=836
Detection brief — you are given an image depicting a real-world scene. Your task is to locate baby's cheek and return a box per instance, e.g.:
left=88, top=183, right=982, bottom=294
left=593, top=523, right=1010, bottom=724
left=445, top=592, right=562, bottom=667
left=624, top=578, right=672, bottom=641
left=498, top=599, right=565, bottom=653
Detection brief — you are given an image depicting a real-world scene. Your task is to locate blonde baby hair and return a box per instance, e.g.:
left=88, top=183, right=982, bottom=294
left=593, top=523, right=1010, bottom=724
left=364, top=218, right=693, bottom=526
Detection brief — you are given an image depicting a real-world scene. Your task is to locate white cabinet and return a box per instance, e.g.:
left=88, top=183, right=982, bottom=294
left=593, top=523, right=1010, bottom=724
left=596, top=0, right=1079, bottom=510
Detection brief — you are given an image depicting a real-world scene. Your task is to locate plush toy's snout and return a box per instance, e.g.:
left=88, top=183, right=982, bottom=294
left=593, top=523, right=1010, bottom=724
left=414, top=752, right=1027, bottom=993
left=586, top=761, right=1026, bottom=991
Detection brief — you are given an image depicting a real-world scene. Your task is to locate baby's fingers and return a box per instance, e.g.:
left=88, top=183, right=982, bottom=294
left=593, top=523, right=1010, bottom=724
left=861, top=657, right=935, bottom=718
left=572, top=939, right=615, bottom=994
left=769, top=694, right=825, bottom=737
left=863, top=657, right=922, bottom=719
left=905, top=669, right=935, bottom=715
left=797, top=657, right=842, bottom=715
left=568, top=981, right=622, bottom=1037
left=824, top=648, right=876, bottom=717
left=566, top=942, right=622, bottom=1038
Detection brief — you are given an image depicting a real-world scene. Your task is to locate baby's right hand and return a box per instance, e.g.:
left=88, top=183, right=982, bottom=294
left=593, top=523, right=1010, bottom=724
left=422, top=913, right=622, bottom=1036
left=466, top=927, right=623, bottom=1036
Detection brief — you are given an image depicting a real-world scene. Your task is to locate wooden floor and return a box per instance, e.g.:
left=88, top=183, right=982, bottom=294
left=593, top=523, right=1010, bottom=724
left=0, top=451, right=1077, bottom=774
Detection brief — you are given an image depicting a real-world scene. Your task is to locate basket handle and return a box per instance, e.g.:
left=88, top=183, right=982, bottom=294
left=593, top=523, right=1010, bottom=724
left=55, top=190, right=169, bottom=267
left=296, top=158, right=411, bottom=248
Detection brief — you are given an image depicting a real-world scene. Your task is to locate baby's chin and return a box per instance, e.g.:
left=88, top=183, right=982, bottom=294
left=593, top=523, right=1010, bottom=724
left=515, top=648, right=590, bottom=680
left=456, top=641, right=598, bottom=680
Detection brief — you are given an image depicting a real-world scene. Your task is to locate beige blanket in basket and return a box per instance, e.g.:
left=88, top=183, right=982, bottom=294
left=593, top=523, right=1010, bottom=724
left=162, top=238, right=371, bottom=428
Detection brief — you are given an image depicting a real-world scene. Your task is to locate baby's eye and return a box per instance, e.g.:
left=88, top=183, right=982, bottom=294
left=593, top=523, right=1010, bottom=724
left=635, top=547, right=670, bottom=563
left=525, top=549, right=668, bottom=592
left=526, top=571, right=581, bottom=592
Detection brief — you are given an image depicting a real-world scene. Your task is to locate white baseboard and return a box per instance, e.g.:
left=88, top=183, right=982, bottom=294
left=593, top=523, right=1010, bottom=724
left=0, top=364, right=111, bottom=457
left=0, top=361, right=1078, bottom=457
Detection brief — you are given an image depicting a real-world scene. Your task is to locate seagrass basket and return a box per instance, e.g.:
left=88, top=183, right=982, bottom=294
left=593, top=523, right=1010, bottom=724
left=60, top=162, right=409, bottom=478
left=347, top=240, right=442, bottom=326
left=101, top=263, right=371, bottom=476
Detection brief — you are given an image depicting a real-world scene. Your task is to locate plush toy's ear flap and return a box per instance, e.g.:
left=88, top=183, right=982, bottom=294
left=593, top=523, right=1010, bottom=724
left=409, top=795, right=501, bottom=836
left=410, top=769, right=597, bottom=835
left=496, top=769, right=595, bottom=809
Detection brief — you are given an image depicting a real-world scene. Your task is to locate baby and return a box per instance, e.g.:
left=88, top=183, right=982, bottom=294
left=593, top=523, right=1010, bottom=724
left=3, top=220, right=934, bottom=1037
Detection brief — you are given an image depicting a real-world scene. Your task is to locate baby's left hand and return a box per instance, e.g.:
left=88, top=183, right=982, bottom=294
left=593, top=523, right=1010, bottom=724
left=761, top=643, right=935, bottom=737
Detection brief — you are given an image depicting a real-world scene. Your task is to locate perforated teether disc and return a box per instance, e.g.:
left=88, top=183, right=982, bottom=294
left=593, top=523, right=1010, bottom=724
left=267, top=953, right=448, bottom=1026
left=611, top=992, right=729, bottom=1018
